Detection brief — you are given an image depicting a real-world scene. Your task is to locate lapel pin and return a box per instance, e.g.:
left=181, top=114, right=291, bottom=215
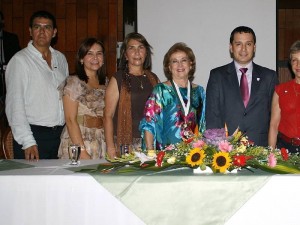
left=257, top=78, right=260, bottom=81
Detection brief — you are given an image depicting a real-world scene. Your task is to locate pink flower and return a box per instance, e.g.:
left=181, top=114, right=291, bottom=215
left=144, top=99, right=161, bottom=122
left=268, top=153, right=277, bottom=168
left=165, top=144, right=175, bottom=151
left=218, top=140, right=233, bottom=152
left=193, top=140, right=206, bottom=148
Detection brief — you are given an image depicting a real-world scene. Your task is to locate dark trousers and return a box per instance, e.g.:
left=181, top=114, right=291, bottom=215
left=277, top=135, right=300, bottom=154
left=13, top=124, right=64, bottom=159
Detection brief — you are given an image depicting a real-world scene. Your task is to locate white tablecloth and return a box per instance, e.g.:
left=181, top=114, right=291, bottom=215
left=0, top=160, right=145, bottom=225
left=225, top=175, right=300, bottom=225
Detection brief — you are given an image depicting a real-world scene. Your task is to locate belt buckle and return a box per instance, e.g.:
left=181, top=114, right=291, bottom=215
left=291, top=137, right=300, bottom=146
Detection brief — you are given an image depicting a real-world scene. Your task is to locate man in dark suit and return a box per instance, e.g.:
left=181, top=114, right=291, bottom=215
left=0, top=11, right=21, bottom=98
left=206, top=26, right=278, bottom=147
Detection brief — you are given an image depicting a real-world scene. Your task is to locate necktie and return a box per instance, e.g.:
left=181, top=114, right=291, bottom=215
left=240, top=68, right=249, bottom=107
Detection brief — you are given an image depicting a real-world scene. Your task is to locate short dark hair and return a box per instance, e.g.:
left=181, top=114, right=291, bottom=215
left=0, top=11, right=4, bottom=29
left=0, top=11, right=4, bottom=20
left=118, top=32, right=153, bottom=71
left=75, top=37, right=106, bottom=85
left=29, top=10, right=57, bottom=29
left=163, top=42, right=196, bottom=82
left=230, top=26, right=256, bottom=44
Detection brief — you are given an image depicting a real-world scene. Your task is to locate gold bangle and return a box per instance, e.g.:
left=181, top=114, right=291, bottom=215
left=147, top=149, right=156, bottom=157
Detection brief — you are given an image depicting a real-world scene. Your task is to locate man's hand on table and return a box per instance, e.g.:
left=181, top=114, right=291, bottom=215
left=24, top=145, right=39, bottom=161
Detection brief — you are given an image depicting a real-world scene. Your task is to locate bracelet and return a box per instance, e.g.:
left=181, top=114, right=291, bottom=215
left=147, top=149, right=156, bottom=157
left=146, top=144, right=154, bottom=150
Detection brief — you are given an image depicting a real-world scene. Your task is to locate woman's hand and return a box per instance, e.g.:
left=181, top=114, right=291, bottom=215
left=107, top=147, right=117, bottom=159
left=80, top=150, right=91, bottom=159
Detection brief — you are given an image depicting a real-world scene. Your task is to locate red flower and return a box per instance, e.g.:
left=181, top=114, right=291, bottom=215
left=156, top=151, right=165, bottom=167
left=233, top=155, right=252, bottom=167
left=183, top=137, right=194, bottom=144
left=280, top=148, right=289, bottom=161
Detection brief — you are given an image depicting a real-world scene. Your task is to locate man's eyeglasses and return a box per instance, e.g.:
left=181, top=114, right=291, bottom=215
left=32, top=23, right=53, bottom=31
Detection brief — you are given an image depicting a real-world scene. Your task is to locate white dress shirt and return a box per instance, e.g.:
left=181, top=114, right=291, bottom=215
left=5, top=41, right=69, bottom=149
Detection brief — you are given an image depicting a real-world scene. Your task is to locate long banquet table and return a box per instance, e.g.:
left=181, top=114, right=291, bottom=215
left=0, top=159, right=299, bottom=225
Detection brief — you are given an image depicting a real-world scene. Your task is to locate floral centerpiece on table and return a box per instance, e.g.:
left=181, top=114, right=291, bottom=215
left=101, top=128, right=300, bottom=174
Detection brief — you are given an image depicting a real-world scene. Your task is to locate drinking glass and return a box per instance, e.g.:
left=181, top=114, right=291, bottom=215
left=68, top=144, right=81, bottom=165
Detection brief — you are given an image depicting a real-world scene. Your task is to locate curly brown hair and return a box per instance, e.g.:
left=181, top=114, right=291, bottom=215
left=163, top=42, right=196, bottom=81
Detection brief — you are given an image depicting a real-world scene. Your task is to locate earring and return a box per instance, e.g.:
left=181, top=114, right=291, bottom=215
left=80, top=61, right=83, bottom=65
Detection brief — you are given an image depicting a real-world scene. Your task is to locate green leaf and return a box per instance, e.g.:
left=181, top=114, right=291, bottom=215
left=251, top=162, right=300, bottom=174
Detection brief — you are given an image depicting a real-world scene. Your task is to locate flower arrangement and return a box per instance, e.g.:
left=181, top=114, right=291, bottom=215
left=101, top=128, right=300, bottom=174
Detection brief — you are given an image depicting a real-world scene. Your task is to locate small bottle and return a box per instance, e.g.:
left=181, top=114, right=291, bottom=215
left=124, top=144, right=129, bottom=154
left=119, top=144, right=123, bottom=156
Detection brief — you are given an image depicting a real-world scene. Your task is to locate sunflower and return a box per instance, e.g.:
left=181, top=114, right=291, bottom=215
left=186, top=148, right=206, bottom=167
left=212, top=152, right=232, bottom=173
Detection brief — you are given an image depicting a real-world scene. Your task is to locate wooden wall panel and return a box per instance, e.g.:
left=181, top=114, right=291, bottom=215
left=56, top=0, right=66, bottom=18
left=117, top=0, right=123, bottom=40
left=87, top=3, right=98, bottom=38
left=56, top=19, right=66, bottom=52
left=278, top=29, right=285, bottom=60
left=77, top=18, right=88, bottom=45
left=77, top=0, right=87, bottom=18
left=13, top=0, right=23, bottom=18
left=0, top=0, right=123, bottom=76
left=23, top=3, right=34, bottom=45
left=65, top=4, right=77, bottom=52
left=65, top=51, right=76, bottom=74
left=98, top=0, right=108, bottom=17
left=98, top=0, right=109, bottom=43
left=66, top=0, right=77, bottom=3
left=2, top=3, right=12, bottom=31
left=43, top=3, right=56, bottom=13
left=99, top=17, right=109, bottom=67
left=13, top=17, right=24, bottom=48
left=278, top=67, right=293, bottom=83
left=107, top=1, right=118, bottom=77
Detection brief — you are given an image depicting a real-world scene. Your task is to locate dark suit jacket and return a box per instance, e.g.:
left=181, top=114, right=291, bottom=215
left=206, top=61, right=278, bottom=146
left=0, top=30, right=20, bottom=97
left=2, top=30, right=21, bottom=65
